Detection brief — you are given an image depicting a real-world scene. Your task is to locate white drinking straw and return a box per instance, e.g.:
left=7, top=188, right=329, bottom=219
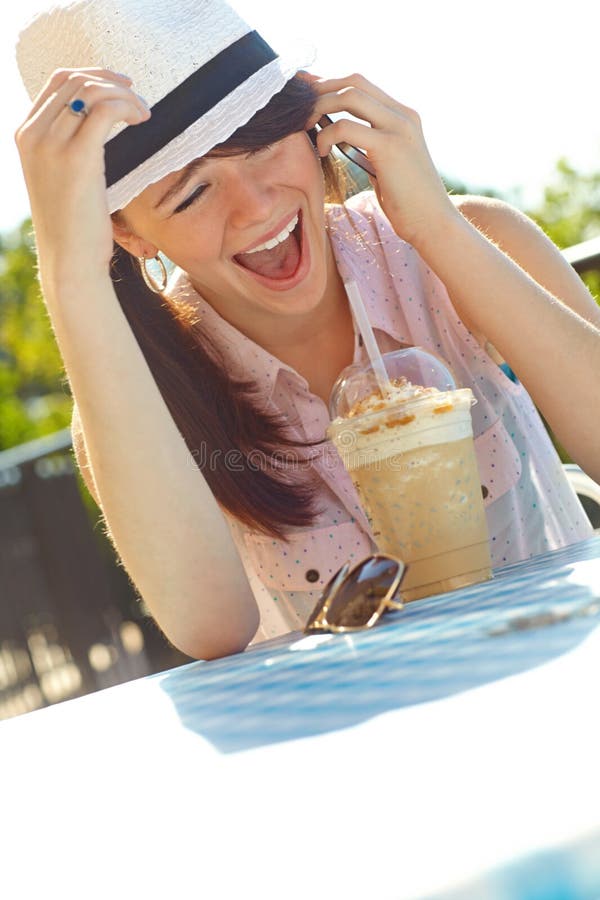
left=345, top=280, right=393, bottom=396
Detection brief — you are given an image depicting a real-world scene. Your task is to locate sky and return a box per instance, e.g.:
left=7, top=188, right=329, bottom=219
left=2, top=0, right=600, bottom=234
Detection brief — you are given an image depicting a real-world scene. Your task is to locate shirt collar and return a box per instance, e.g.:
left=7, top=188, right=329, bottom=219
left=167, top=267, right=306, bottom=399
left=166, top=194, right=409, bottom=401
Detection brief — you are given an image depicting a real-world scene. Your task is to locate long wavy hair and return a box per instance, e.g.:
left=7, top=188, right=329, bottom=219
left=110, top=76, right=348, bottom=539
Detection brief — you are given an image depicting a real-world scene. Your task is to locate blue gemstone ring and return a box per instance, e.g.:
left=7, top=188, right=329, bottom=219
left=66, top=98, right=88, bottom=117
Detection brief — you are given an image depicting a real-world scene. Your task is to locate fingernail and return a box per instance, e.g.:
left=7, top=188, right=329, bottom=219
left=138, top=95, right=150, bottom=108
left=116, top=72, right=133, bottom=82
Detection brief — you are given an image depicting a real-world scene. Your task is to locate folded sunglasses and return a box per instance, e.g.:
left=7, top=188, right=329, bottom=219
left=304, top=554, right=407, bottom=634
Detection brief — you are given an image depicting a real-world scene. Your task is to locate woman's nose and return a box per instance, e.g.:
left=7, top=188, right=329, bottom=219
left=226, top=173, right=275, bottom=231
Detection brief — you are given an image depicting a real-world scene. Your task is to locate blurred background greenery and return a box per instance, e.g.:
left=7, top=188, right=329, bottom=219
left=0, top=219, right=71, bottom=451
left=1, top=158, right=599, bottom=462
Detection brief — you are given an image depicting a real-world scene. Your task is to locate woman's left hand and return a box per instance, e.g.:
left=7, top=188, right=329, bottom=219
left=304, top=72, right=459, bottom=249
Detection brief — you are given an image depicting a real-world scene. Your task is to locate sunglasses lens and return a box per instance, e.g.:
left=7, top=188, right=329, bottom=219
left=326, top=557, right=401, bottom=628
left=304, top=562, right=351, bottom=631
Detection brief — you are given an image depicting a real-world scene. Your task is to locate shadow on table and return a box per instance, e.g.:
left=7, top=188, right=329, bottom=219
left=159, top=543, right=600, bottom=754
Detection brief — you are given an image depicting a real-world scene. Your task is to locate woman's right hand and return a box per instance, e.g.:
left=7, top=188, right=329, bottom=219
left=14, top=68, right=150, bottom=291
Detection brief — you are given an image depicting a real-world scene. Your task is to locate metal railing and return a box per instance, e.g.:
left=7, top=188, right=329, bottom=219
left=562, top=235, right=600, bottom=275
left=0, top=430, right=191, bottom=721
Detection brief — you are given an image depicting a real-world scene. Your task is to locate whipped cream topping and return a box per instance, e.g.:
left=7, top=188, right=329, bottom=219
left=345, top=377, right=438, bottom=418
left=329, top=384, right=475, bottom=465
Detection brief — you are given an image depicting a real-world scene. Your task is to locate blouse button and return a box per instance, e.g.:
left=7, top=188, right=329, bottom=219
left=305, top=569, right=320, bottom=583
left=481, top=484, right=489, bottom=499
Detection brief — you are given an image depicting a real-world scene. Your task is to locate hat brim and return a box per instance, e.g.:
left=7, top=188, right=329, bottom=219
left=107, top=46, right=315, bottom=213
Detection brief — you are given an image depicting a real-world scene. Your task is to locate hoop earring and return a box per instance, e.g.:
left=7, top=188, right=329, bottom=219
left=140, top=254, right=168, bottom=293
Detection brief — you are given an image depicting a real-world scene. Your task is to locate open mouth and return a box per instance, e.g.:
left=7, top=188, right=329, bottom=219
left=233, top=210, right=305, bottom=286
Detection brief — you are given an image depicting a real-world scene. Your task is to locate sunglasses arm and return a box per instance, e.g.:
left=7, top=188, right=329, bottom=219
left=385, top=598, right=405, bottom=611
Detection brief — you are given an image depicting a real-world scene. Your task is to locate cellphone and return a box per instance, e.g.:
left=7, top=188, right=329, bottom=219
left=317, top=114, right=377, bottom=178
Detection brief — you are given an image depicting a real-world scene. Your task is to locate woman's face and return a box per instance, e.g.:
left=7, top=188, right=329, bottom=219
left=116, top=132, right=333, bottom=323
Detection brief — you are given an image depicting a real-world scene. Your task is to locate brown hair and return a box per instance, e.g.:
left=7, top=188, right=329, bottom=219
left=111, top=76, right=347, bottom=539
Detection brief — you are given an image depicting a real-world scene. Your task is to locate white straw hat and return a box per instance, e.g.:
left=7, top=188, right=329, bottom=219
left=16, top=0, right=313, bottom=213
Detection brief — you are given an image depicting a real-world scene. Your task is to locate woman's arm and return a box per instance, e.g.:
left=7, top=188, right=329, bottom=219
left=450, top=195, right=600, bottom=331
left=71, top=405, right=101, bottom=506
left=66, top=318, right=260, bottom=662
left=59, top=277, right=260, bottom=660
left=309, top=74, right=600, bottom=481
left=416, top=199, right=600, bottom=481
left=15, top=68, right=259, bottom=659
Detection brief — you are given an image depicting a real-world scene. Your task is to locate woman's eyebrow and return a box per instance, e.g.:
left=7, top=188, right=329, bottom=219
left=153, top=158, right=208, bottom=210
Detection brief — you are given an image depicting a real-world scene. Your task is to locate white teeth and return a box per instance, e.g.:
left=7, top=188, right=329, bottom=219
left=243, top=214, right=299, bottom=254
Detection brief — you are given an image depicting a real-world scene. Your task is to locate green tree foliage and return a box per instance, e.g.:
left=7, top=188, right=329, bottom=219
left=526, top=157, right=600, bottom=247
left=523, top=159, right=600, bottom=463
left=525, top=157, right=600, bottom=303
left=0, top=220, right=71, bottom=451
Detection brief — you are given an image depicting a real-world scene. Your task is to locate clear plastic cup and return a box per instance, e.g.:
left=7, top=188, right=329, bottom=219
left=327, top=348, right=492, bottom=601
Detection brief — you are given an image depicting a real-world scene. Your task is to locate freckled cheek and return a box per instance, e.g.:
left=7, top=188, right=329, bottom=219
left=165, top=225, right=225, bottom=268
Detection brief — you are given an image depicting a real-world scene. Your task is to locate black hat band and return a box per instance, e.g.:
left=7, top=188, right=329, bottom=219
left=105, top=30, right=277, bottom=188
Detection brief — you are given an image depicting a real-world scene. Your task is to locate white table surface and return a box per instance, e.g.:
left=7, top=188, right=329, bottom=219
left=2, top=536, right=600, bottom=900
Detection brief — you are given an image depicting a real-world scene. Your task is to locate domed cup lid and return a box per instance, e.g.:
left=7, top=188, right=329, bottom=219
left=329, top=346, right=457, bottom=419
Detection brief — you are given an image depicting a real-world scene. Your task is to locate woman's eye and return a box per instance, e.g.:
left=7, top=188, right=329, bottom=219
left=174, top=183, right=207, bottom=214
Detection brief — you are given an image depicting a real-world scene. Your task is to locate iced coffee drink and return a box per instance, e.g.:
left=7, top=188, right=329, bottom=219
left=328, top=369, right=492, bottom=602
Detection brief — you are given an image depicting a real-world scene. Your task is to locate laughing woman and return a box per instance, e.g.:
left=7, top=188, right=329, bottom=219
left=15, top=0, right=600, bottom=658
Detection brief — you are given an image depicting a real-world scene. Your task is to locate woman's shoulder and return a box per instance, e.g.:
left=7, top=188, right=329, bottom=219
left=348, top=190, right=526, bottom=243
left=326, top=189, right=404, bottom=249
left=449, top=193, right=523, bottom=234
left=326, top=188, right=381, bottom=221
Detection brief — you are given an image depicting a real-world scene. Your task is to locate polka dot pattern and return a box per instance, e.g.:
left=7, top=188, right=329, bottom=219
left=167, top=192, right=594, bottom=641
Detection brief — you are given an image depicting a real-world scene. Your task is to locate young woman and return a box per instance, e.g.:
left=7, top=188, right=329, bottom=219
left=15, top=0, right=600, bottom=658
